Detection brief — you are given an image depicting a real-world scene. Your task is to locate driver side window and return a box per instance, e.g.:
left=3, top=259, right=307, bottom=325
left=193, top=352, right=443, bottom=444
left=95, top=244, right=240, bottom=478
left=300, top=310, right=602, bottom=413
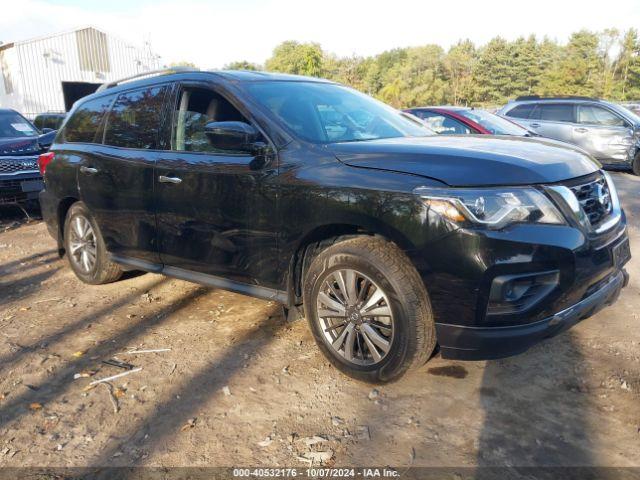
left=172, top=87, right=250, bottom=154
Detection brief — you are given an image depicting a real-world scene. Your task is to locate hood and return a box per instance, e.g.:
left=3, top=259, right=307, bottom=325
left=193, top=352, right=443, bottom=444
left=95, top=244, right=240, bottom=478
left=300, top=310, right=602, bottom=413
left=0, top=132, right=55, bottom=156
left=329, top=135, right=600, bottom=187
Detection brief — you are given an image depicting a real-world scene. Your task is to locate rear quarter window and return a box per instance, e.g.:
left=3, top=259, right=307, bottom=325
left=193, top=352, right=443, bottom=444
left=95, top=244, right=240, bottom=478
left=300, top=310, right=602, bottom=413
left=62, top=95, right=116, bottom=143
left=103, top=86, right=168, bottom=149
left=505, top=104, right=535, bottom=119
left=538, top=104, right=575, bottom=123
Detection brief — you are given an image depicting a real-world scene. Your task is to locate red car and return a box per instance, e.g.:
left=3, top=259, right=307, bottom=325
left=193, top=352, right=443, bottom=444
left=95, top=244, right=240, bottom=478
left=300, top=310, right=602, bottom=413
left=405, top=106, right=535, bottom=137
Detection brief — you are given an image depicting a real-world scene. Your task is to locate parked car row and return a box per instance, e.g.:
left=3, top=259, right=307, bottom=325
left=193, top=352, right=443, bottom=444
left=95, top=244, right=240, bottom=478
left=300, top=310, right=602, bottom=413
left=406, top=97, right=640, bottom=176
left=36, top=69, right=631, bottom=382
left=405, top=106, right=535, bottom=137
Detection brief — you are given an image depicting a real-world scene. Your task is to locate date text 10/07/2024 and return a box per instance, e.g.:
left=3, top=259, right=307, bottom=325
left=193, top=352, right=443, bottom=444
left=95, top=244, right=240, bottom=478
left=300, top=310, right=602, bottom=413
left=232, top=468, right=400, bottom=478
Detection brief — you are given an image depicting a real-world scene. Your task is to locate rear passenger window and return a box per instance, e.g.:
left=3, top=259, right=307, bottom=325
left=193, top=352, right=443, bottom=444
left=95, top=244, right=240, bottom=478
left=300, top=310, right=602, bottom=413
left=63, top=95, right=116, bottom=143
left=505, top=104, right=535, bottom=119
left=104, top=86, right=167, bottom=149
left=538, top=104, right=575, bottom=123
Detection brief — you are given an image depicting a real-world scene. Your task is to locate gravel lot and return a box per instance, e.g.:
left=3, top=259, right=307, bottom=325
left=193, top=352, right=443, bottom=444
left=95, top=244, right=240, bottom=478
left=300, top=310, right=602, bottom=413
left=0, top=173, right=638, bottom=469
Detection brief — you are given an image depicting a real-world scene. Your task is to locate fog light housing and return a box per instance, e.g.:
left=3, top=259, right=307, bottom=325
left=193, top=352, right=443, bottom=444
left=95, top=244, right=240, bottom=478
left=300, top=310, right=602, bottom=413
left=487, top=270, right=560, bottom=315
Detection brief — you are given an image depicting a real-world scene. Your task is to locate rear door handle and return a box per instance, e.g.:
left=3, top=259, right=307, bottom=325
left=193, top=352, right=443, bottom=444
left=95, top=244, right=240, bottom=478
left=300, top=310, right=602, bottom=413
left=158, top=175, right=182, bottom=184
left=80, top=166, right=98, bottom=175
left=574, top=127, right=589, bottom=133
left=530, top=123, right=541, bottom=128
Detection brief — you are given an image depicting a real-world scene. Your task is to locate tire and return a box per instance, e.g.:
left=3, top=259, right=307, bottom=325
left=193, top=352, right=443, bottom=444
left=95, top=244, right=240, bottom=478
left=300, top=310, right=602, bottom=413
left=63, top=202, right=123, bottom=284
left=303, top=236, right=436, bottom=383
left=633, top=152, right=640, bottom=176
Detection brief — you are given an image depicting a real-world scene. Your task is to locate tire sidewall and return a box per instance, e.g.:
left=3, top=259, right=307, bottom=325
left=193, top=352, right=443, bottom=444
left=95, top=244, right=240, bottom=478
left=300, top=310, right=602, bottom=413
left=304, top=249, right=414, bottom=383
left=633, top=152, right=640, bottom=176
left=64, top=202, right=107, bottom=284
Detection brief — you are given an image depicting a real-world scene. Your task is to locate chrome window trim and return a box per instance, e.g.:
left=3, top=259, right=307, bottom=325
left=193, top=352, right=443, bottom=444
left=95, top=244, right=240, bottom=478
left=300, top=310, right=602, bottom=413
left=0, top=169, right=40, bottom=176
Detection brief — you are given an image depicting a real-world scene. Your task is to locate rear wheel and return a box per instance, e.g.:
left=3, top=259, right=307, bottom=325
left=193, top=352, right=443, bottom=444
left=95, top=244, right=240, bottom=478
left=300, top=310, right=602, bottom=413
left=64, top=202, right=123, bottom=284
left=303, top=236, right=436, bottom=382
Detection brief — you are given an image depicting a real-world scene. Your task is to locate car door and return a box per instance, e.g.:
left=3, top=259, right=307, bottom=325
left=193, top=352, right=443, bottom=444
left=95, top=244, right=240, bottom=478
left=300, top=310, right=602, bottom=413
left=154, top=82, right=280, bottom=288
left=526, top=103, right=576, bottom=144
left=78, top=84, right=169, bottom=265
left=574, top=103, right=634, bottom=163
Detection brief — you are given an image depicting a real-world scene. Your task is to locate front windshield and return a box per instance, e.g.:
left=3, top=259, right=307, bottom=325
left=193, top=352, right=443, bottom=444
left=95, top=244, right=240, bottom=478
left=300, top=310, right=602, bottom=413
left=611, top=103, right=640, bottom=125
left=0, top=111, right=39, bottom=138
left=458, top=109, right=529, bottom=136
left=244, top=81, right=433, bottom=143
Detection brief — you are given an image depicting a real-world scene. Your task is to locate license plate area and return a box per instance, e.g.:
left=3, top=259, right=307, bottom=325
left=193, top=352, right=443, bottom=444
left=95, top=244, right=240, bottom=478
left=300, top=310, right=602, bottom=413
left=21, top=180, right=44, bottom=193
left=612, top=237, right=631, bottom=268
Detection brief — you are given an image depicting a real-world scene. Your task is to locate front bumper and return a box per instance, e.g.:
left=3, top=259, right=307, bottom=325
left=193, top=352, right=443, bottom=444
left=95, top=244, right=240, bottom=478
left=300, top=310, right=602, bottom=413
left=436, top=268, right=627, bottom=360
left=0, top=170, right=43, bottom=204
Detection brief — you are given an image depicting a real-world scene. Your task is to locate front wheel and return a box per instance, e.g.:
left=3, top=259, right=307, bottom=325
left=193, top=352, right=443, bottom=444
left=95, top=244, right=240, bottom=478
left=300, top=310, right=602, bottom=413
left=633, top=152, right=640, bottom=176
left=64, top=202, right=123, bottom=284
left=303, top=236, right=436, bottom=383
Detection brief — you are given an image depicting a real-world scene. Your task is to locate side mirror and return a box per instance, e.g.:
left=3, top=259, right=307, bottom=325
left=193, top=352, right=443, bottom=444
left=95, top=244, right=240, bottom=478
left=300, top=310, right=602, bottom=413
left=41, top=128, right=54, bottom=134
left=204, top=121, right=260, bottom=153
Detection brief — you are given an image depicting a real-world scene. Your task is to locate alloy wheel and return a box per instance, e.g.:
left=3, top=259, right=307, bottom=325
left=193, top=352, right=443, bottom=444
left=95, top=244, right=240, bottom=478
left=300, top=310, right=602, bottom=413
left=315, top=269, right=394, bottom=366
left=69, top=215, right=97, bottom=273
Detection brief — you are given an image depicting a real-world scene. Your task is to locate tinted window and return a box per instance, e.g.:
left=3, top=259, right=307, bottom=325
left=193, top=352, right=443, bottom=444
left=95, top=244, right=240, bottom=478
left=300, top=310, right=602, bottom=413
left=34, top=116, right=45, bottom=130
left=577, top=105, right=626, bottom=127
left=104, top=86, right=167, bottom=149
left=46, top=116, right=64, bottom=130
left=63, top=95, right=115, bottom=143
left=172, top=87, right=250, bottom=153
left=538, top=104, right=575, bottom=122
left=244, top=81, right=431, bottom=143
left=505, top=104, right=535, bottom=119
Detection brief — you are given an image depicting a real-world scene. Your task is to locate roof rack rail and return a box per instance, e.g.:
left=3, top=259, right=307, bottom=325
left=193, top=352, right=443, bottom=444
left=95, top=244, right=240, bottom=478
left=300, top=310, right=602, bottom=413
left=96, top=67, right=199, bottom=92
left=515, top=95, right=600, bottom=102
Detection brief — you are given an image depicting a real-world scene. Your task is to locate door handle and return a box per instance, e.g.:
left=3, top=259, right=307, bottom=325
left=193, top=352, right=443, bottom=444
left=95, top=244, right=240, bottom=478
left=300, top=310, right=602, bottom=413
left=158, top=175, right=182, bottom=184
left=80, top=166, right=98, bottom=175
left=530, top=123, right=541, bottom=128
left=574, top=127, right=589, bottom=133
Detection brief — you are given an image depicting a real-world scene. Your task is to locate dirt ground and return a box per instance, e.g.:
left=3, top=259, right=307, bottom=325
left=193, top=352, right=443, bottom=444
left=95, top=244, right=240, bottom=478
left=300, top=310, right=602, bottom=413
left=0, top=173, right=638, bottom=470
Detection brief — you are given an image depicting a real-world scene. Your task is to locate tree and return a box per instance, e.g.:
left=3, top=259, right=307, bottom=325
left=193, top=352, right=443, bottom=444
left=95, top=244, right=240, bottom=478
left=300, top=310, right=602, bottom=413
left=169, top=60, right=197, bottom=68
left=443, top=40, right=476, bottom=105
left=472, top=37, right=513, bottom=104
left=615, top=29, right=640, bottom=100
left=224, top=60, right=260, bottom=71
left=225, top=27, right=640, bottom=108
left=265, top=41, right=324, bottom=77
left=540, top=30, right=602, bottom=96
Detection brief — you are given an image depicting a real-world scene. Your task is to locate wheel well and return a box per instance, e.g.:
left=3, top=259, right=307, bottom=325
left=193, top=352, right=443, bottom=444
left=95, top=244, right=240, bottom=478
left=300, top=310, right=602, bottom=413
left=288, top=224, right=390, bottom=306
left=57, top=197, right=79, bottom=255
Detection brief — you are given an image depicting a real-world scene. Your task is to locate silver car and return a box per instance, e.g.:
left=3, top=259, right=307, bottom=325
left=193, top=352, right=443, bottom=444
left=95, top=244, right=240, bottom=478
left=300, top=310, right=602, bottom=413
left=498, top=96, right=640, bottom=175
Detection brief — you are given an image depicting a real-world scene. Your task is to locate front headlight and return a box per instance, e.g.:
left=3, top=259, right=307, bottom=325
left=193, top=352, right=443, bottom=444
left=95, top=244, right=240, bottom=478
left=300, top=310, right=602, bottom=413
left=413, top=186, right=566, bottom=230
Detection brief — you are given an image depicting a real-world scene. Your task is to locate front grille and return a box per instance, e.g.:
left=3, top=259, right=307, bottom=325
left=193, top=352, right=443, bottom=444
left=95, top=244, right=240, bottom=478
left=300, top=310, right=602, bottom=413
left=569, top=174, right=613, bottom=228
left=0, top=157, right=39, bottom=174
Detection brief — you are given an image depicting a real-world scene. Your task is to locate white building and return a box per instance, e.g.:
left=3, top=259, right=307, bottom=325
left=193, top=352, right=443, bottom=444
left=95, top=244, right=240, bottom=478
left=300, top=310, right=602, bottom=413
left=0, top=27, right=161, bottom=118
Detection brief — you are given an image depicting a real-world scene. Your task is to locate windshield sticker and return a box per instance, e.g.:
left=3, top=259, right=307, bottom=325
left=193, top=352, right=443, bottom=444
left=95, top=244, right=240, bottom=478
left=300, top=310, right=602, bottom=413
left=11, top=123, right=33, bottom=132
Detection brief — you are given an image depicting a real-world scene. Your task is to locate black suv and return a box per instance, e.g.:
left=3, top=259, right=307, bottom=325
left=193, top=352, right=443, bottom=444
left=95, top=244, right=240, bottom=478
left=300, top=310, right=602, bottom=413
left=39, top=70, right=630, bottom=382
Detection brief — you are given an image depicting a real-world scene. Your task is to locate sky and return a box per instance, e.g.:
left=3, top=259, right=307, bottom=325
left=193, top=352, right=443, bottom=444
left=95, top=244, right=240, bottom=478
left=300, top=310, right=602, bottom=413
left=1, top=0, right=639, bottom=69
